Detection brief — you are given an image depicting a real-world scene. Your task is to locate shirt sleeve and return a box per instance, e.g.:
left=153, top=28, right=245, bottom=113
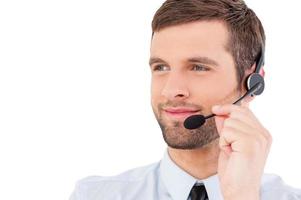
left=260, top=174, right=301, bottom=200
left=69, top=176, right=110, bottom=200
left=69, top=180, right=83, bottom=200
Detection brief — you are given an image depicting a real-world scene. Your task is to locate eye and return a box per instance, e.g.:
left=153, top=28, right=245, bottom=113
left=152, top=65, right=170, bottom=72
left=191, top=64, right=210, bottom=71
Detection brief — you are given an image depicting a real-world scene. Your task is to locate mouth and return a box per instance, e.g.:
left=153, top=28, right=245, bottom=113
left=163, top=108, right=201, bottom=120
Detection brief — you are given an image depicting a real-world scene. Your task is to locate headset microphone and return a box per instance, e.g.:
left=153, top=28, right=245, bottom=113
left=183, top=47, right=265, bottom=130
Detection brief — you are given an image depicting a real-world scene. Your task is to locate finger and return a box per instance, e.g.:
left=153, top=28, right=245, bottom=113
left=219, top=126, right=249, bottom=153
left=219, top=137, right=232, bottom=155
left=218, top=111, right=270, bottom=141
left=212, top=104, right=271, bottom=141
left=222, top=109, right=271, bottom=141
left=220, top=126, right=268, bottom=155
left=227, top=110, right=260, bottom=126
left=223, top=118, right=258, bottom=134
left=214, top=115, right=256, bottom=136
left=223, top=118, right=271, bottom=141
left=212, top=104, right=261, bottom=130
left=220, top=126, right=249, bottom=144
left=214, top=115, right=228, bottom=135
left=212, top=104, right=251, bottom=117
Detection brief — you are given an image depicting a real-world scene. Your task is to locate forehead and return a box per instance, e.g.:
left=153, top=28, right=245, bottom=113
left=150, top=20, right=230, bottom=60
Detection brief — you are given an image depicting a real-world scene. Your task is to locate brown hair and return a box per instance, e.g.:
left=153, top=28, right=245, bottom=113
left=151, top=0, right=265, bottom=87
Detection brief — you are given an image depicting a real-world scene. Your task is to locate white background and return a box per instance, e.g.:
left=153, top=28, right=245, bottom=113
left=0, top=0, right=300, bottom=199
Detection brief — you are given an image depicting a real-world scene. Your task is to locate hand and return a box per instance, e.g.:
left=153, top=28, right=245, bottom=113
left=212, top=104, right=272, bottom=200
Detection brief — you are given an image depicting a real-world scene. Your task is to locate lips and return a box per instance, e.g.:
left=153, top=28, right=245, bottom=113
left=163, top=107, right=200, bottom=120
left=164, top=108, right=200, bottom=113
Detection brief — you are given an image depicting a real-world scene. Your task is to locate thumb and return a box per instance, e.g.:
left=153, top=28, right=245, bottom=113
left=214, top=115, right=227, bottom=135
left=212, top=105, right=229, bottom=135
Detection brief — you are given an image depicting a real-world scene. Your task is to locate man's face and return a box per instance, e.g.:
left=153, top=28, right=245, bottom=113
left=150, top=21, right=241, bottom=149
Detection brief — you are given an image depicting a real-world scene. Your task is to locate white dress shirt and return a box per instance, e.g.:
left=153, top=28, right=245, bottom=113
left=70, top=149, right=301, bottom=200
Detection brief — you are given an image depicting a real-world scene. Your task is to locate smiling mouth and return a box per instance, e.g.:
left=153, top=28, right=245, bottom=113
left=163, top=109, right=201, bottom=120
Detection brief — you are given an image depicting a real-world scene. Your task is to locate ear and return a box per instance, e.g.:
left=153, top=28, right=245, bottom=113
left=240, top=64, right=265, bottom=107
left=259, top=66, right=265, bottom=77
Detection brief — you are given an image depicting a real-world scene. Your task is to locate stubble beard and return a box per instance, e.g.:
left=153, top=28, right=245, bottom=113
left=154, top=108, right=220, bottom=150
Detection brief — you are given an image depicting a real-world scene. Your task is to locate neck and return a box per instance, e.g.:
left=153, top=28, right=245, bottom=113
left=167, top=138, right=220, bottom=180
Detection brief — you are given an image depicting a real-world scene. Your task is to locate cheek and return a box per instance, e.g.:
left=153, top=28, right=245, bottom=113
left=151, top=75, right=165, bottom=94
left=189, top=72, right=237, bottom=105
left=150, top=77, right=163, bottom=106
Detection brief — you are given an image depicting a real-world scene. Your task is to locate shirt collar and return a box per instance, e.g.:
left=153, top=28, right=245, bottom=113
left=159, top=148, right=224, bottom=200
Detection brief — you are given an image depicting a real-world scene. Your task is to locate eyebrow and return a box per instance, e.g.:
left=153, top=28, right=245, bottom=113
left=149, top=56, right=219, bottom=67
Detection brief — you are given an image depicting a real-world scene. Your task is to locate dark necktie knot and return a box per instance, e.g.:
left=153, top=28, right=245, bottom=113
left=189, top=184, right=209, bottom=200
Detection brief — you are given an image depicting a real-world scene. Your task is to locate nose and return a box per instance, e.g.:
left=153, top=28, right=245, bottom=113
left=161, top=71, right=190, bottom=101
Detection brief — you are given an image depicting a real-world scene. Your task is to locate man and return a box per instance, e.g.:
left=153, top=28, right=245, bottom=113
left=70, top=0, right=301, bottom=199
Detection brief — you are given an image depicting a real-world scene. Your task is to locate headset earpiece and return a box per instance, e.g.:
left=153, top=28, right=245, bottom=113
left=245, top=47, right=265, bottom=96
left=246, top=73, right=265, bottom=96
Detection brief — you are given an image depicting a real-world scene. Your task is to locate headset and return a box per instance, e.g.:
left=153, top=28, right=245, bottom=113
left=246, top=46, right=265, bottom=97
left=184, top=47, right=266, bottom=130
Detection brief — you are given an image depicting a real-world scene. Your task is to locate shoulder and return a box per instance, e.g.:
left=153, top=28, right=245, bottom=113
left=70, top=161, right=160, bottom=200
left=261, top=173, right=301, bottom=199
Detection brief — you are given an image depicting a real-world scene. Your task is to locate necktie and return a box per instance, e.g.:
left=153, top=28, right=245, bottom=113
left=189, top=184, right=209, bottom=200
